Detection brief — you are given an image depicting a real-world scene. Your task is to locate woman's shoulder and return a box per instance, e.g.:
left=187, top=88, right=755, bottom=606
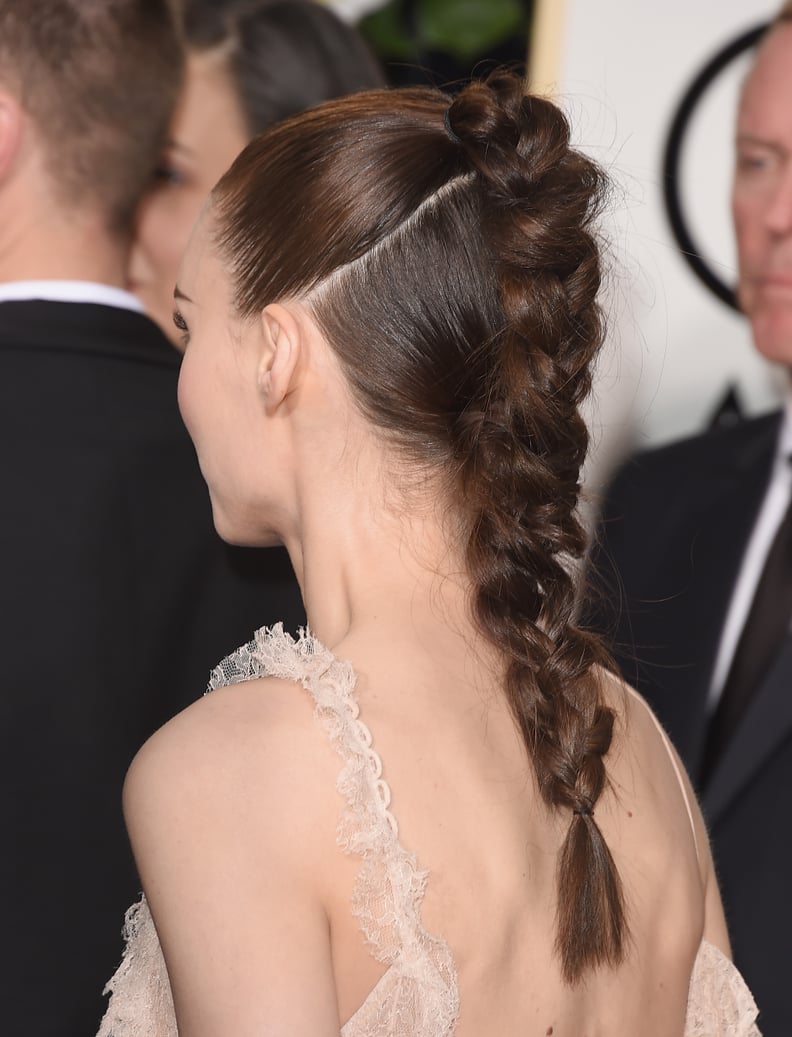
left=597, top=666, right=690, bottom=783
left=596, top=665, right=702, bottom=847
left=123, top=664, right=342, bottom=880
left=132, top=667, right=321, bottom=769
left=596, top=666, right=732, bottom=956
left=117, top=656, right=347, bottom=1034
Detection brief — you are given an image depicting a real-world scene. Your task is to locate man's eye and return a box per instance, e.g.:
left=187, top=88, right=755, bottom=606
left=736, top=149, right=775, bottom=175
left=738, top=156, right=767, bottom=171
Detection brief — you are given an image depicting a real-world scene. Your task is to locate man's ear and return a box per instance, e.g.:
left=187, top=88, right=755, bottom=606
left=0, top=89, right=23, bottom=182
left=258, top=303, right=303, bottom=410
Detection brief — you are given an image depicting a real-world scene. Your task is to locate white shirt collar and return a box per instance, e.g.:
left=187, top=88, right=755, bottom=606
left=0, top=279, right=144, bottom=313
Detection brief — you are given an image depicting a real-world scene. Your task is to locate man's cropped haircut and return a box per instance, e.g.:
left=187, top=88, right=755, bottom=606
left=0, top=0, right=183, bottom=232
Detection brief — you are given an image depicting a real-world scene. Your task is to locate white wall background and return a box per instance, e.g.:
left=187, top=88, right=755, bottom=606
left=532, top=0, right=787, bottom=496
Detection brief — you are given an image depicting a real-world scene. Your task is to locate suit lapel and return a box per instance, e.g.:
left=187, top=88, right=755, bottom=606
left=703, top=632, right=792, bottom=824
left=667, top=418, right=780, bottom=774
left=696, top=419, right=779, bottom=658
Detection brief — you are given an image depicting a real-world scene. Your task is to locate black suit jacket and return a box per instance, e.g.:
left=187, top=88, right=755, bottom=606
left=0, top=301, right=305, bottom=1036
left=587, top=410, right=788, bottom=1036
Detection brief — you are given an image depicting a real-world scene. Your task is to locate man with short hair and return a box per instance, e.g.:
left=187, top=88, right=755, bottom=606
left=588, top=5, right=792, bottom=1033
left=0, top=3, right=303, bottom=1032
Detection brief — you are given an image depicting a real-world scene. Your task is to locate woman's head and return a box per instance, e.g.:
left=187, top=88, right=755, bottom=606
left=209, top=73, right=605, bottom=498
left=179, top=70, right=623, bottom=983
left=129, top=0, right=384, bottom=342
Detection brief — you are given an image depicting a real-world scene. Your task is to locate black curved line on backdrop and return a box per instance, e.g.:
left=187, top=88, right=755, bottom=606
left=662, top=23, right=767, bottom=311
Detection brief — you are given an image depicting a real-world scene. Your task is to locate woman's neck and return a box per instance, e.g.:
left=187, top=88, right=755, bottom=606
left=282, top=477, right=472, bottom=653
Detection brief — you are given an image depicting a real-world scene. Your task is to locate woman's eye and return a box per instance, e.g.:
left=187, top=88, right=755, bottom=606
left=153, top=163, right=186, bottom=187
left=172, top=309, right=190, bottom=346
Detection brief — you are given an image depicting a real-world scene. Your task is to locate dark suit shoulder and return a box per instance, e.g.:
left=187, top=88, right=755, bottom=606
left=603, top=410, right=782, bottom=511
left=0, top=299, right=179, bottom=370
left=586, top=408, right=782, bottom=751
left=592, top=408, right=781, bottom=585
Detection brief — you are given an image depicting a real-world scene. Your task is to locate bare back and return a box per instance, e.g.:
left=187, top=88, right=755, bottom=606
left=324, top=628, right=725, bottom=1036
left=100, top=625, right=759, bottom=1037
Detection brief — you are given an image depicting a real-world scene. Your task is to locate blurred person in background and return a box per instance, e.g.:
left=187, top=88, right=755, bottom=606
left=587, top=5, right=792, bottom=1033
left=129, top=0, right=385, bottom=346
left=0, top=1, right=301, bottom=1032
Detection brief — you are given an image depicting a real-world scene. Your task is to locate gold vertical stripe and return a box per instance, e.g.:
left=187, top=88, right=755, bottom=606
left=528, top=0, right=568, bottom=97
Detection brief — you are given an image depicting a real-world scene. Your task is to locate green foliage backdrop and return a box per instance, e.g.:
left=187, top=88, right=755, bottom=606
left=357, top=0, right=534, bottom=86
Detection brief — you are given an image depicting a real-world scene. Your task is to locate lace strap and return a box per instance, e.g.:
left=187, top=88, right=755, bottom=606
left=234, top=626, right=458, bottom=1027
left=209, top=627, right=427, bottom=950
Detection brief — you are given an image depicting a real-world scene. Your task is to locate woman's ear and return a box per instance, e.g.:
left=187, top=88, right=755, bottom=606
left=258, top=303, right=302, bottom=411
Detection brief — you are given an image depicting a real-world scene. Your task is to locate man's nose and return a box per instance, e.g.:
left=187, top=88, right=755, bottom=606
left=765, top=163, right=792, bottom=235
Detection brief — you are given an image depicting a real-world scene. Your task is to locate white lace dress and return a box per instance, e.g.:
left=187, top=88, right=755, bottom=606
left=96, top=626, right=761, bottom=1037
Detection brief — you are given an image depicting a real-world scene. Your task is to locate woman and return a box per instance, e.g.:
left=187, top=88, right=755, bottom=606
left=98, top=73, right=760, bottom=1035
left=128, top=0, right=384, bottom=345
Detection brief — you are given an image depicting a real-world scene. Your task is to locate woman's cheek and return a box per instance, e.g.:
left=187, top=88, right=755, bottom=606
left=177, top=354, right=199, bottom=443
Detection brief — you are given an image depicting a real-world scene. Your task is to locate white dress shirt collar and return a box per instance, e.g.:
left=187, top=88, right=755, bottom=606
left=0, top=279, right=144, bottom=313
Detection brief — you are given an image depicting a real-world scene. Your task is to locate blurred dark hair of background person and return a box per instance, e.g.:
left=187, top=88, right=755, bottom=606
left=129, top=0, right=385, bottom=346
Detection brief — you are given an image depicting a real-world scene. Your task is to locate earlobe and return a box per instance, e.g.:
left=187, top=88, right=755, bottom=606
left=258, top=303, right=303, bottom=411
left=0, top=90, right=23, bottom=182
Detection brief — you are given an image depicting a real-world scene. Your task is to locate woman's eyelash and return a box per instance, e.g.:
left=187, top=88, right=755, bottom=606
left=172, top=309, right=190, bottom=345
left=153, top=164, right=185, bottom=186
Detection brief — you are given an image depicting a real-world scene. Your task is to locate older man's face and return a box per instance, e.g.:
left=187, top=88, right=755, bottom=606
left=733, top=22, right=792, bottom=366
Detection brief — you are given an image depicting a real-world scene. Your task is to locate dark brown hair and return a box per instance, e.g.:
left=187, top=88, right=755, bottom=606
left=212, top=70, right=625, bottom=984
left=182, top=0, right=384, bottom=137
left=0, top=0, right=182, bottom=232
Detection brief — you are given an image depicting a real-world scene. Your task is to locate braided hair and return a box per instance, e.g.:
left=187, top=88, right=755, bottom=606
left=213, top=68, right=625, bottom=984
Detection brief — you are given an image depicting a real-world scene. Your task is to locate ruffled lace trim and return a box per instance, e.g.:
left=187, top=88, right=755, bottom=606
left=210, top=624, right=460, bottom=1035
left=686, top=941, right=761, bottom=1037
left=96, top=896, right=175, bottom=1037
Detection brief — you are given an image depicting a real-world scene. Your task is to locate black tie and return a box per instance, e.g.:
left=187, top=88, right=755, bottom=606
left=701, top=484, right=792, bottom=785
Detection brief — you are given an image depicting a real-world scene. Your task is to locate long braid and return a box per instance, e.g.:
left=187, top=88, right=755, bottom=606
left=213, top=68, right=625, bottom=983
left=447, top=73, right=626, bottom=983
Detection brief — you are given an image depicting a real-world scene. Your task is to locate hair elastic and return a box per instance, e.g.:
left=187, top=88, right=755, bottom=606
left=573, top=806, right=593, bottom=817
left=444, top=107, right=462, bottom=145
